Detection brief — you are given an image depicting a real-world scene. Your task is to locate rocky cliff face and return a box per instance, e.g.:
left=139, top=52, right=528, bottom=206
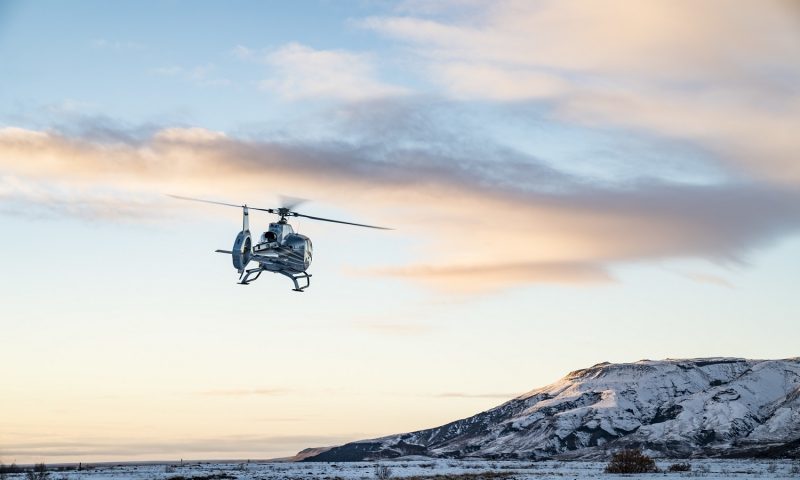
left=305, top=358, right=800, bottom=461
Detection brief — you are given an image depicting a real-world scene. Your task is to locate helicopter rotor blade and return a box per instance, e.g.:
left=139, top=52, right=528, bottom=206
left=168, top=195, right=279, bottom=214
left=291, top=212, right=392, bottom=230
left=249, top=206, right=279, bottom=214
left=169, top=194, right=390, bottom=229
left=168, top=194, right=243, bottom=208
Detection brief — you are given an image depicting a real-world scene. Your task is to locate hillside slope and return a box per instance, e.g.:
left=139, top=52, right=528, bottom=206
left=305, top=358, right=800, bottom=460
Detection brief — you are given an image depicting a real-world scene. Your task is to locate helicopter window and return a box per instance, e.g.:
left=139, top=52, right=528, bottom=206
left=264, top=231, right=277, bottom=242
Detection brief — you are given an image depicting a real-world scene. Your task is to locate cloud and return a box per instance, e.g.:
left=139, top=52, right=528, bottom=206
left=364, top=1, right=800, bottom=84
left=675, top=271, right=735, bottom=289
left=352, top=322, right=434, bottom=335
left=1, top=114, right=799, bottom=291
left=0, top=434, right=351, bottom=459
left=4, top=3, right=796, bottom=294
left=198, top=388, right=288, bottom=397
left=231, top=44, right=255, bottom=60
left=257, top=43, right=409, bottom=101
left=434, top=392, right=519, bottom=399
left=150, top=64, right=232, bottom=87
left=360, top=0, right=800, bottom=183
left=375, top=262, right=614, bottom=293
left=0, top=175, right=166, bottom=221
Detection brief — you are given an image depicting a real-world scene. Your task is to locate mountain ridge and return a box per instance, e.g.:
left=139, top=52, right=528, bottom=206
left=303, top=357, right=800, bottom=461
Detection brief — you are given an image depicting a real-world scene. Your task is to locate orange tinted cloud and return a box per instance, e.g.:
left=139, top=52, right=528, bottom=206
left=2, top=123, right=798, bottom=291
left=373, top=262, right=614, bottom=293
left=362, top=0, right=800, bottom=183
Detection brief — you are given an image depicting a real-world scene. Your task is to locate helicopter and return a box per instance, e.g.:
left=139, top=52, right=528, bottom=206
left=169, top=195, right=390, bottom=291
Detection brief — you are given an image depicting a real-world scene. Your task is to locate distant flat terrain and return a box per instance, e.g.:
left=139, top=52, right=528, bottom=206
left=13, top=459, right=800, bottom=479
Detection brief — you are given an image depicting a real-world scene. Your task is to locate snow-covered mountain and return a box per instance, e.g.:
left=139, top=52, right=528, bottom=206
left=305, top=358, right=800, bottom=461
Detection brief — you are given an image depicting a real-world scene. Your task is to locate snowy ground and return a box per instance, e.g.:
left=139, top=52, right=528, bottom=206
left=11, top=459, right=800, bottom=480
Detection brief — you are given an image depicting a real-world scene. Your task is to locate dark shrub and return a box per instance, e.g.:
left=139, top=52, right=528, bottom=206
left=0, top=463, right=23, bottom=475
left=25, top=463, right=49, bottom=480
left=668, top=462, right=691, bottom=472
left=604, top=449, right=658, bottom=474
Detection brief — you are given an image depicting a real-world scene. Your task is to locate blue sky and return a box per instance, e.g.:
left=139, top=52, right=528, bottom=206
left=1, top=1, right=400, bottom=129
left=1, top=0, right=799, bottom=464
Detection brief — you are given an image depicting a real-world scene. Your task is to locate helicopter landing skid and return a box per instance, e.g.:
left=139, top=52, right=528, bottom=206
left=238, top=266, right=264, bottom=285
left=281, top=270, right=311, bottom=292
left=238, top=266, right=311, bottom=291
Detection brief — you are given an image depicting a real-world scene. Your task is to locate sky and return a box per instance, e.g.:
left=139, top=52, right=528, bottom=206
left=1, top=0, right=799, bottom=465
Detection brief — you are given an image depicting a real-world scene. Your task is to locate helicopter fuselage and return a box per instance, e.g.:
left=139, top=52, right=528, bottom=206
left=225, top=220, right=314, bottom=290
left=252, top=221, right=313, bottom=273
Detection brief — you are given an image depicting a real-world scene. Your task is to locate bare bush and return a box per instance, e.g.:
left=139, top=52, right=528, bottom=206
left=604, top=449, right=658, bottom=474
left=26, top=463, right=49, bottom=480
left=401, top=473, right=512, bottom=480
left=166, top=474, right=235, bottom=480
left=374, top=464, right=392, bottom=479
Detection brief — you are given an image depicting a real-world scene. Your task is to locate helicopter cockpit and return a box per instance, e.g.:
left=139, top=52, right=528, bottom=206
left=254, top=222, right=296, bottom=256
left=263, top=222, right=294, bottom=244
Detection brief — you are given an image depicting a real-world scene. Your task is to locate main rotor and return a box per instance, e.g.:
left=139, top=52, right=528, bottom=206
left=168, top=194, right=391, bottom=230
left=274, top=207, right=294, bottom=223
